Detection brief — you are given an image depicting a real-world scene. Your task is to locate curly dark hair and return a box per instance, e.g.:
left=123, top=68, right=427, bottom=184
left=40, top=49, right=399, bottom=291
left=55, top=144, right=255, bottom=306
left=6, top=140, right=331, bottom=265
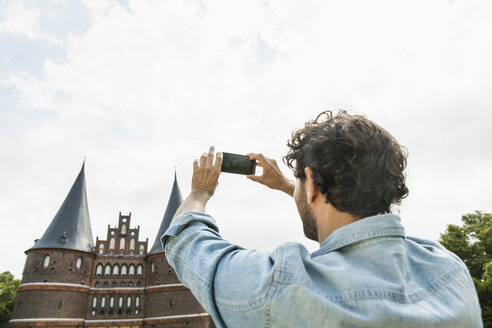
left=284, top=110, right=409, bottom=218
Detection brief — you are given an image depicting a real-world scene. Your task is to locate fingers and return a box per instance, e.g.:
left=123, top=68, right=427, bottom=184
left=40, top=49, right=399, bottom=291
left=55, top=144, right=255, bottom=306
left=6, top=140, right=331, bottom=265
left=196, top=146, right=221, bottom=169
left=206, top=146, right=215, bottom=167
left=214, top=152, right=223, bottom=170
left=248, top=153, right=267, bottom=163
left=200, top=153, right=207, bottom=167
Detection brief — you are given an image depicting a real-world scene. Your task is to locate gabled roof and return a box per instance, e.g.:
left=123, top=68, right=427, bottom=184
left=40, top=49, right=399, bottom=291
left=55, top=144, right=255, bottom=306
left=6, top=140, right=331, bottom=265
left=29, top=163, right=94, bottom=253
left=148, top=173, right=182, bottom=255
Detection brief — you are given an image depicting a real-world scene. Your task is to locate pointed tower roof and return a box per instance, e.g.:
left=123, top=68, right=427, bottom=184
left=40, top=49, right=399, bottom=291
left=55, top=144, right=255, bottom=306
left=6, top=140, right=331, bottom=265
left=149, top=172, right=182, bottom=255
left=29, top=162, right=94, bottom=253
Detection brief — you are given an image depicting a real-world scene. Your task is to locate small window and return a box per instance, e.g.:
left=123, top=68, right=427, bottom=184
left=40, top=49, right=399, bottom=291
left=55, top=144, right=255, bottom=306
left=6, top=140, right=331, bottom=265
left=104, top=264, right=111, bottom=276
left=150, top=261, right=155, bottom=273
left=109, top=237, right=115, bottom=250
left=92, top=296, right=98, bottom=308
left=42, top=254, right=50, bottom=268
left=120, top=238, right=125, bottom=251
left=121, top=224, right=127, bottom=235
left=121, top=264, right=127, bottom=276
left=109, top=296, right=114, bottom=308
left=118, top=296, right=123, bottom=308
left=127, top=296, right=132, bottom=307
left=95, top=281, right=100, bottom=287
left=136, top=281, right=141, bottom=287
left=103, top=281, right=108, bottom=287
left=135, top=296, right=140, bottom=307
left=96, top=264, right=103, bottom=276
left=120, top=281, right=125, bottom=287
left=137, top=264, right=143, bottom=276
left=75, top=257, right=83, bottom=270
left=101, top=296, right=106, bottom=308
left=113, top=264, right=119, bottom=276
left=130, top=238, right=135, bottom=251
left=128, top=281, right=133, bottom=287
left=129, top=264, right=135, bottom=276
left=112, top=281, right=117, bottom=287
left=99, top=244, right=104, bottom=254
left=139, top=245, right=145, bottom=255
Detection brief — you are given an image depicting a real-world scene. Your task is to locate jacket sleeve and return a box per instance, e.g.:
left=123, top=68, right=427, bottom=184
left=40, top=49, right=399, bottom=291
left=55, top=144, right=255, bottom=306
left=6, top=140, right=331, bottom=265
left=162, top=211, right=277, bottom=328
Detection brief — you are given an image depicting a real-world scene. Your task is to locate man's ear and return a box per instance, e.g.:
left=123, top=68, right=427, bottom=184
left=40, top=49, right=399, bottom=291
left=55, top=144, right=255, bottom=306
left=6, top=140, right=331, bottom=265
left=304, top=167, right=319, bottom=204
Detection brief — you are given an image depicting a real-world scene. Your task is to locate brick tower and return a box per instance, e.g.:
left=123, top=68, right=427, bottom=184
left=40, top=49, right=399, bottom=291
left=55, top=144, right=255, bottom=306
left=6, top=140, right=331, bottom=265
left=9, top=165, right=214, bottom=328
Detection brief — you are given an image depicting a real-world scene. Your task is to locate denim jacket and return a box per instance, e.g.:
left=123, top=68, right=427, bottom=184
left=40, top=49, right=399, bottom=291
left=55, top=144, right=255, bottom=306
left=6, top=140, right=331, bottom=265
left=162, top=211, right=482, bottom=328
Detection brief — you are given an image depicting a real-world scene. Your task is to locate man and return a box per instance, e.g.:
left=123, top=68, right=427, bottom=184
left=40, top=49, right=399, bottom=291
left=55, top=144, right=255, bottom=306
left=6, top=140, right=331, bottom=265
left=162, top=111, right=482, bottom=327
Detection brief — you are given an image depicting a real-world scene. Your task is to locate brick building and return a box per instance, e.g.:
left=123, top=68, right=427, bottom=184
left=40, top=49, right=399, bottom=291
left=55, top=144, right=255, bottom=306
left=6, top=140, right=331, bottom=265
left=9, top=164, right=214, bottom=328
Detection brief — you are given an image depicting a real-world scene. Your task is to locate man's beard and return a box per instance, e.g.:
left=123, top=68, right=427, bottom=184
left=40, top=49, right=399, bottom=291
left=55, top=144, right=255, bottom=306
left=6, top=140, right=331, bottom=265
left=297, top=185, right=318, bottom=242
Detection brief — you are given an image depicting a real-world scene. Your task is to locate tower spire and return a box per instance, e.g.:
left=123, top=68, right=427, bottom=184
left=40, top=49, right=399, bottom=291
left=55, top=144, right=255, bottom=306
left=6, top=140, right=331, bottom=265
left=149, top=172, right=182, bottom=255
left=30, top=162, right=94, bottom=253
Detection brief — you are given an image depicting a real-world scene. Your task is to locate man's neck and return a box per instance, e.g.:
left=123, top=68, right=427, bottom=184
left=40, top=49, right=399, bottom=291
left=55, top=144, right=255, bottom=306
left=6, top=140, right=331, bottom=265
left=315, top=205, right=359, bottom=244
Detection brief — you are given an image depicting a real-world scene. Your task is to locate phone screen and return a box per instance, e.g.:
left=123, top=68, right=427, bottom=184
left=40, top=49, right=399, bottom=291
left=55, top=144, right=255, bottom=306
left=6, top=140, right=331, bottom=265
left=221, top=152, right=256, bottom=175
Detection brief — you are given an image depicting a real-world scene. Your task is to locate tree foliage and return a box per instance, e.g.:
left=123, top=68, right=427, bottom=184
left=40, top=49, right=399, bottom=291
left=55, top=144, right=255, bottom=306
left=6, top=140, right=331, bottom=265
left=440, top=211, right=492, bottom=327
left=0, top=271, right=20, bottom=328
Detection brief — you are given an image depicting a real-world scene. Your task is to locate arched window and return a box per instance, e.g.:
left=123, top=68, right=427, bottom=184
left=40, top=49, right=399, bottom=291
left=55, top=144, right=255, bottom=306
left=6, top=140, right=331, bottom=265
left=112, top=264, right=119, bottom=276
left=96, top=264, right=103, bottom=276
left=128, top=281, right=133, bottom=287
left=99, top=244, right=104, bottom=254
left=109, top=296, right=114, bottom=308
left=42, top=254, right=50, bottom=268
left=118, top=296, right=123, bottom=308
left=137, top=264, right=143, bottom=276
left=135, top=296, right=140, bottom=307
left=139, top=245, right=145, bottom=255
left=120, top=281, right=125, bottom=287
left=136, top=281, right=141, bottom=287
left=95, top=281, right=100, bottom=287
left=104, top=264, right=111, bottom=276
left=120, top=238, right=125, bottom=251
left=121, top=264, right=127, bottom=276
left=92, top=296, right=98, bottom=308
left=150, top=261, right=155, bottom=273
left=109, top=238, right=115, bottom=250
left=101, top=296, right=106, bottom=308
left=129, top=264, right=135, bottom=276
left=127, top=296, right=132, bottom=307
left=75, top=257, right=83, bottom=270
left=121, top=224, right=127, bottom=235
left=130, top=239, right=135, bottom=251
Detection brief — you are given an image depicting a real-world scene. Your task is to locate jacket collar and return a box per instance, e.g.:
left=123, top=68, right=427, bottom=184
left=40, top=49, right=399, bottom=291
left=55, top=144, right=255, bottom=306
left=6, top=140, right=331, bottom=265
left=311, top=213, right=405, bottom=257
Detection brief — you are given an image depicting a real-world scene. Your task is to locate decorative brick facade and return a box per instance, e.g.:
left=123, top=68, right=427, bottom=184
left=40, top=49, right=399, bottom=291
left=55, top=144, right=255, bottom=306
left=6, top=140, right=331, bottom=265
left=9, top=165, right=214, bottom=328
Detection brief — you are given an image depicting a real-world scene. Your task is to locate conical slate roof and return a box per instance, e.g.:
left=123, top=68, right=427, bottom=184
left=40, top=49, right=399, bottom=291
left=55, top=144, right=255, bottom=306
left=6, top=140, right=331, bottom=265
left=149, top=173, right=182, bottom=255
left=30, top=163, right=94, bottom=253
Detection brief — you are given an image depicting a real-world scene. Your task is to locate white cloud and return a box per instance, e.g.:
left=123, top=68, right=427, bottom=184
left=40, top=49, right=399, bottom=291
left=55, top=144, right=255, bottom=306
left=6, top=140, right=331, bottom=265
left=0, top=1, right=62, bottom=45
left=1, top=0, right=492, bottom=278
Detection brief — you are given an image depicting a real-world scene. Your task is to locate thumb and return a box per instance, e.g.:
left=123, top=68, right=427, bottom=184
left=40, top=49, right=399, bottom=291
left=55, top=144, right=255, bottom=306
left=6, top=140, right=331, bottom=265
left=247, top=175, right=261, bottom=182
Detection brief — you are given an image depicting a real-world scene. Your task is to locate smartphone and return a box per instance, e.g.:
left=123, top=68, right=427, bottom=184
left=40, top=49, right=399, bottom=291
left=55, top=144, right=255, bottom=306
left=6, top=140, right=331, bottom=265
left=221, top=152, right=256, bottom=175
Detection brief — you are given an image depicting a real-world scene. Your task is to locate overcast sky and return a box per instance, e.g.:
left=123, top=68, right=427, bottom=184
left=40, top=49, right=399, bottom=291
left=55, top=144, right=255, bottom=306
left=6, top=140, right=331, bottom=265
left=1, top=0, right=491, bottom=279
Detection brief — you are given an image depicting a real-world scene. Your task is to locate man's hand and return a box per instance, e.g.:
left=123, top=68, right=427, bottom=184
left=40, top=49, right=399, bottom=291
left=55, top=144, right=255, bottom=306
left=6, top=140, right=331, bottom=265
left=247, top=153, right=295, bottom=197
left=173, top=146, right=222, bottom=219
left=192, top=145, right=223, bottom=199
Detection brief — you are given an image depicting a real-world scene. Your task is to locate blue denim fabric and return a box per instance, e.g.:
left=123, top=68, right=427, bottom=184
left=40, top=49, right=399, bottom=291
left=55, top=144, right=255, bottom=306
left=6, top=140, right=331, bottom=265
left=162, top=211, right=482, bottom=328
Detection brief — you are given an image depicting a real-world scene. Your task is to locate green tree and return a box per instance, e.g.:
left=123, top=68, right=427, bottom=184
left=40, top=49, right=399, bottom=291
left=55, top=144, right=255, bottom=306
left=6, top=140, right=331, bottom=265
left=0, top=271, right=20, bottom=328
left=440, top=211, right=492, bottom=327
